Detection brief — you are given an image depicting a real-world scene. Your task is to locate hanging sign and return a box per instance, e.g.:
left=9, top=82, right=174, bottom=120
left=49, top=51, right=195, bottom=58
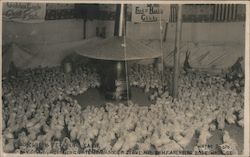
left=3, top=2, right=46, bottom=23
left=132, top=4, right=170, bottom=23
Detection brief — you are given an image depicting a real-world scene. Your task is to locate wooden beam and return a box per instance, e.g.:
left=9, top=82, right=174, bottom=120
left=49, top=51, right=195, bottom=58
left=172, top=4, right=182, bottom=99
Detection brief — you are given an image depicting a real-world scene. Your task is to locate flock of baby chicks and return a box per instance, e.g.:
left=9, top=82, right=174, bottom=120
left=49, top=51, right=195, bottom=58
left=2, top=63, right=244, bottom=155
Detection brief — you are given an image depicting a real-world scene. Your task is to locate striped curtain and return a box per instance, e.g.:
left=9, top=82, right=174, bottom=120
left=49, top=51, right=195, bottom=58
left=213, top=4, right=238, bottom=21
left=169, top=4, right=243, bottom=23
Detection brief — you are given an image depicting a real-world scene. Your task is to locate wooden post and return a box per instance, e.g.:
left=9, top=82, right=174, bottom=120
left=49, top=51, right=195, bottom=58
left=124, top=4, right=127, bottom=36
left=172, top=4, right=182, bottom=99
left=163, top=22, right=168, bottom=42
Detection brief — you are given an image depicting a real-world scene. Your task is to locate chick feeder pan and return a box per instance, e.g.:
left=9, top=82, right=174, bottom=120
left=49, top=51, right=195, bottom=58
left=75, top=4, right=162, bottom=100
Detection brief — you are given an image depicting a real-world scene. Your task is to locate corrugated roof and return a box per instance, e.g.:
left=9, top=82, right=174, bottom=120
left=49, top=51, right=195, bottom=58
left=75, top=36, right=162, bottom=61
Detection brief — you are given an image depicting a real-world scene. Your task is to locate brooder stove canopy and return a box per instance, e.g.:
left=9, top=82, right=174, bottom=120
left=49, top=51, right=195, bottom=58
left=74, top=36, right=162, bottom=100
left=74, top=36, right=162, bottom=61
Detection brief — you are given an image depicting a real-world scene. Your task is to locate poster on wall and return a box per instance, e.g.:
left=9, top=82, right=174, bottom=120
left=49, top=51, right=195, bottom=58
left=131, top=4, right=170, bottom=23
left=2, top=3, right=46, bottom=23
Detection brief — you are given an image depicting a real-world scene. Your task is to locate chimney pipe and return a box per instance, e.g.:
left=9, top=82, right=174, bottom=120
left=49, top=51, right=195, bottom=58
left=119, top=4, right=125, bottom=36
left=114, top=4, right=121, bottom=36
left=114, top=4, right=126, bottom=37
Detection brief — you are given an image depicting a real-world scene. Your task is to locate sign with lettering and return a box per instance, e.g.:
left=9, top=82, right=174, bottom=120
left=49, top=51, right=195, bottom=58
left=3, top=3, right=46, bottom=23
left=132, top=4, right=170, bottom=23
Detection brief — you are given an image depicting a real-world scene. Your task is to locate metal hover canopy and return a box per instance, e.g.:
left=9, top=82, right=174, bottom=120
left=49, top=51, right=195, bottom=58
left=74, top=36, right=162, bottom=61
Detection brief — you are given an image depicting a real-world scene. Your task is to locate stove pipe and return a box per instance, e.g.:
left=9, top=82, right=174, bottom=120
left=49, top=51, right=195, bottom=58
left=114, top=4, right=126, bottom=37
left=101, top=4, right=131, bottom=100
